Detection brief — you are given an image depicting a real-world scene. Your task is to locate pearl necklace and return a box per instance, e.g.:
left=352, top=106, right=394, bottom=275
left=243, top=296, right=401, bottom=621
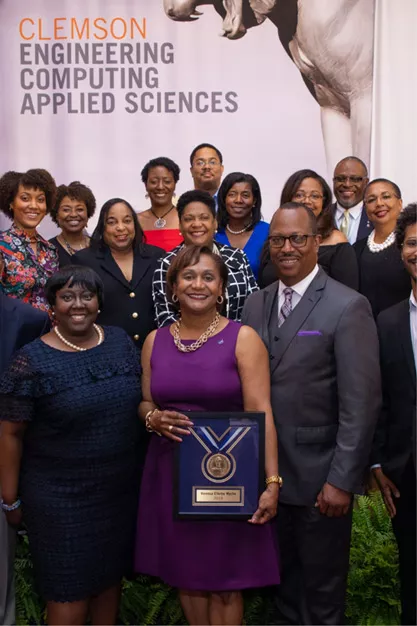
left=226, top=222, right=252, bottom=235
left=54, top=324, right=104, bottom=351
left=367, top=230, right=396, bottom=253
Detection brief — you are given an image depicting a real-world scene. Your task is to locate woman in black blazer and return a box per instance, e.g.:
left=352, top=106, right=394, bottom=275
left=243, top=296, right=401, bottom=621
left=74, top=198, right=164, bottom=348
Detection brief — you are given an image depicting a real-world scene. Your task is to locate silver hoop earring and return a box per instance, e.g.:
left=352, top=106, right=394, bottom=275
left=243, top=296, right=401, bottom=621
left=217, top=295, right=224, bottom=305
left=172, top=294, right=178, bottom=303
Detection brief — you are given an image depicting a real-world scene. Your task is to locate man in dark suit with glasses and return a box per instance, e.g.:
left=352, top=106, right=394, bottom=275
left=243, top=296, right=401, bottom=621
left=242, top=202, right=381, bottom=625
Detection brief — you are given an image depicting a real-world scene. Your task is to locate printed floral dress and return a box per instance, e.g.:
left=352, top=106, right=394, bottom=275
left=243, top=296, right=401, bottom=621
left=0, top=224, right=59, bottom=314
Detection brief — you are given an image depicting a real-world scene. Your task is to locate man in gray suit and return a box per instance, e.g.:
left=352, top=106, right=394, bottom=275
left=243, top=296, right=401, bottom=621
left=242, top=202, right=381, bottom=625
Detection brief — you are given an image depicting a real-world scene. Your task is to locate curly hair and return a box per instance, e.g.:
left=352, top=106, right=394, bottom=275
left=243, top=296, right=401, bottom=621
left=396, top=202, right=417, bottom=250
left=176, top=189, right=216, bottom=220
left=217, top=172, right=262, bottom=231
left=0, top=169, right=56, bottom=217
left=280, top=169, right=334, bottom=240
left=140, top=157, right=180, bottom=184
left=50, top=181, right=96, bottom=225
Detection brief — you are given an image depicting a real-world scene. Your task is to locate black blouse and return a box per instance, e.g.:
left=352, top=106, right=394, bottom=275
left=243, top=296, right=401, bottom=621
left=49, top=236, right=75, bottom=268
left=354, top=238, right=411, bottom=318
left=258, top=243, right=359, bottom=290
left=73, top=243, right=164, bottom=348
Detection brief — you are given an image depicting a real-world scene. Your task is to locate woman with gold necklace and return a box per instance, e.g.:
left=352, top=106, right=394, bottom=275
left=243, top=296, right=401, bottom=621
left=0, top=265, right=143, bottom=626
left=354, top=178, right=410, bottom=318
left=135, top=245, right=280, bottom=626
left=138, top=156, right=183, bottom=252
left=49, top=181, right=96, bottom=267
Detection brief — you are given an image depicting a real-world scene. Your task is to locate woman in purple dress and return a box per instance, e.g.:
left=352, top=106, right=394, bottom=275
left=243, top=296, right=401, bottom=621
left=135, top=245, right=280, bottom=625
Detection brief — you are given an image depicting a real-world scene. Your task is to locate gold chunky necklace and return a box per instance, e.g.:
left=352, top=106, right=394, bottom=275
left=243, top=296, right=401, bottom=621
left=173, top=313, right=220, bottom=353
left=54, top=324, right=104, bottom=351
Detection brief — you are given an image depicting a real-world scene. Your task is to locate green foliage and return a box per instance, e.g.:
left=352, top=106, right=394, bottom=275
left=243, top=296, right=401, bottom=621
left=346, top=493, right=400, bottom=625
left=15, top=494, right=400, bottom=625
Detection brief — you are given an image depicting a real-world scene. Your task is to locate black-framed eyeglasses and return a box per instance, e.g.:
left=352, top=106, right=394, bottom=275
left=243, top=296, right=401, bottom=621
left=333, top=175, right=364, bottom=184
left=268, top=234, right=315, bottom=249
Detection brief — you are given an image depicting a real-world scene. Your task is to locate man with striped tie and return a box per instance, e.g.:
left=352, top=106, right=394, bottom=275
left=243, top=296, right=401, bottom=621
left=242, top=202, right=381, bottom=625
left=332, top=156, right=373, bottom=244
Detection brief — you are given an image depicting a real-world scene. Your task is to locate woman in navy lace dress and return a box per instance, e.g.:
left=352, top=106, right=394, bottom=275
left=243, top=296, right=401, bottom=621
left=0, top=266, right=142, bottom=626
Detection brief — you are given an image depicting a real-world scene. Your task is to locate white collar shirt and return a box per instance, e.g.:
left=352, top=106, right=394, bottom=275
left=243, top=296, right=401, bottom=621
left=278, top=265, right=319, bottom=320
left=335, top=201, right=364, bottom=244
left=410, top=291, right=417, bottom=371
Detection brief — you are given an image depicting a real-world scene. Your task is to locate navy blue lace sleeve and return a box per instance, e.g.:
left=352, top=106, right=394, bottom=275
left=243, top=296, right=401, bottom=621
left=0, top=348, right=36, bottom=422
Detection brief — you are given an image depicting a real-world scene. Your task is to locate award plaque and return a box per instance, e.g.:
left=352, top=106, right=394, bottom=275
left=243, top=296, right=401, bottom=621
left=174, top=412, right=265, bottom=520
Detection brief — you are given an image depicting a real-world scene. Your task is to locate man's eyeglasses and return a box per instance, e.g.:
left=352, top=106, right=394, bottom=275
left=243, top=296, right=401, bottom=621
left=268, top=234, right=315, bottom=249
left=333, top=175, right=365, bottom=185
left=402, top=238, right=417, bottom=249
left=193, top=158, right=221, bottom=168
left=293, top=191, right=323, bottom=202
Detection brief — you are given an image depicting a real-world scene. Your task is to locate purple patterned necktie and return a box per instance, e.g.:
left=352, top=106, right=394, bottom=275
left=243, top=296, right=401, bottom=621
left=278, top=287, right=293, bottom=327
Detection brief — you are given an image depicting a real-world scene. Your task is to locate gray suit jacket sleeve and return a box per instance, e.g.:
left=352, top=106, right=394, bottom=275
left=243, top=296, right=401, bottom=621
left=327, top=296, right=382, bottom=493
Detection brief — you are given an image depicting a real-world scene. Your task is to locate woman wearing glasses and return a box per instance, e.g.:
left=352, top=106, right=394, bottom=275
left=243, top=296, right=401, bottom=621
left=259, top=169, right=358, bottom=289
left=354, top=179, right=410, bottom=318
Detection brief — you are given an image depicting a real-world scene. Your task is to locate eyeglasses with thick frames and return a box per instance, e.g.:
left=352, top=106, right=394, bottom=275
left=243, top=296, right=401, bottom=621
left=268, top=234, right=316, bottom=249
left=293, top=191, right=323, bottom=202
left=333, top=175, right=365, bottom=185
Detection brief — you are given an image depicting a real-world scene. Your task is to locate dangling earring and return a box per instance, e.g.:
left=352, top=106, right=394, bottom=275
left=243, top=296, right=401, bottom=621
left=172, top=294, right=178, bottom=303
left=98, top=309, right=101, bottom=314
left=51, top=310, right=55, bottom=317
left=217, top=295, right=224, bottom=305
left=145, top=193, right=149, bottom=200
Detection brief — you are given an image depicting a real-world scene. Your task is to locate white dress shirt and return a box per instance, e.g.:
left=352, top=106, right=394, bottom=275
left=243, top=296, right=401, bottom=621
left=371, top=290, right=417, bottom=471
left=335, top=201, right=364, bottom=245
left=410, top=291, right=417, bottom=371
left=278, top=265, right=319, bottom=318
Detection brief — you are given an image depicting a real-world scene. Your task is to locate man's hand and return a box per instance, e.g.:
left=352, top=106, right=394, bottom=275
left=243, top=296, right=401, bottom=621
left=372, top=467, right=400, bottom=518
left=315, top=482, right=352, bottom=517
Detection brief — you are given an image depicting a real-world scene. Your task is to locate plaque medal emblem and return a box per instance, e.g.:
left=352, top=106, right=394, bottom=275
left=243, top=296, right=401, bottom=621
left=190, top=426, right=250, bottom=484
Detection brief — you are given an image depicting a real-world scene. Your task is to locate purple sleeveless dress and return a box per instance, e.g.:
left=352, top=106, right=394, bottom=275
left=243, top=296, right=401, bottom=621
left=134, top=321, right=280, bottom=591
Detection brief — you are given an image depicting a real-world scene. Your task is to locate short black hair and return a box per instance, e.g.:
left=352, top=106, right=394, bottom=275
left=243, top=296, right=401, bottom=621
left=0, top=169, right=56, bottom=217
left=334, top=156, right=369, bottom=177
left=90, top=198, right=144, bottom=252
left=217, top=172, right=262, bottom=231
left=166, top=245, right=228, bottom=308
left=140, top=157, right=180, bottom=184
left=396, top=202, right=417, bottom=249
left=365, top=178, right=402, bottom=200
left=45, top=265, right=104, bottom=309
left=190, top=143, right=223, bottom=166
left=51, top=181, right=96, bottom=225
left=177, top=190, right=216, bottom=220
left=272, top=202, right=318, bottom=235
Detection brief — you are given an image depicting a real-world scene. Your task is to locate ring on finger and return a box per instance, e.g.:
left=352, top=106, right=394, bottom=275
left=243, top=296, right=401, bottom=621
left=168, top=425, right=174, bottom=432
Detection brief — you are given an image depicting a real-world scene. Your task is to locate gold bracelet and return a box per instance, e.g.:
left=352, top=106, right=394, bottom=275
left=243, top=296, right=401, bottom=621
left=145, top=409, right=162, bottom=436
left=266, top=475, right=283, bottom=488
